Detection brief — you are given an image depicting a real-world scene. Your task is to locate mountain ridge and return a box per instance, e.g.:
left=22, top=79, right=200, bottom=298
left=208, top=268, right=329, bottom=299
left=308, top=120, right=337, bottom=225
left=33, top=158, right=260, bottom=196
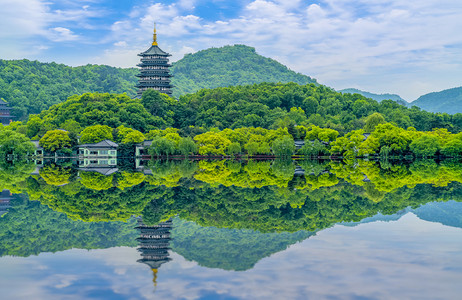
left=410, top=86, right=462, bottom=114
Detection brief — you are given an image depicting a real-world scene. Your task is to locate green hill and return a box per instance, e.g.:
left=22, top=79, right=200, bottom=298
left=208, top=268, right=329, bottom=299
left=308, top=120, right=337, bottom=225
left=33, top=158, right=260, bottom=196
left=171, top=218, right=314, bottom=271
left=170, top=44, right=317, bottom=97
left=0, top=59, right=138, bottom=119
left=339, top=88, right=408, bottom=106
left=0, top=45, right=317, bottom=119
left=411, top=86, right=462, bottom=114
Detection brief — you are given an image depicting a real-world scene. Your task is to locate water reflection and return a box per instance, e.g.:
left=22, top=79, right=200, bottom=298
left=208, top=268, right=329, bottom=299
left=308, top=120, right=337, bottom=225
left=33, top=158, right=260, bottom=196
left=1, top=159, right=462, bottom=298
left=136, top=219, right=173, bottom=289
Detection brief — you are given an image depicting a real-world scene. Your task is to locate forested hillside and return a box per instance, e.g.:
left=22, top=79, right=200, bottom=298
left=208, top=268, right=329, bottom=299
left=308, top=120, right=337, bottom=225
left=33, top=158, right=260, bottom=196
left=0, top=59, right=138, bottom=119
left=12, top=83, right=462, bottom=143
left=338, top=88, right=407, bottom=106
left=0, top=45, right=317, bottom=119
left=411, top=86, right=462, bottom=114
left=170, top=45, right=317, bottom=97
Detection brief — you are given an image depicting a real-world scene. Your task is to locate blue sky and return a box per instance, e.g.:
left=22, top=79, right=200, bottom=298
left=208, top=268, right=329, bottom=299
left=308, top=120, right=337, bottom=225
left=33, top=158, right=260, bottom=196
left=1, top=0, right=462, bottom=100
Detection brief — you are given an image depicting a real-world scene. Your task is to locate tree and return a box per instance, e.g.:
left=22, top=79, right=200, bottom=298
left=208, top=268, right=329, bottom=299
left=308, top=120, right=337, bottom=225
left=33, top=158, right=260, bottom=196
left=80, top=125, right=113, bottom=144
left=364, top=113, right=386, bottom=133
left=272, top=135, right=295, bottom=157
left=227, top=142, right=241, bottom=156
left=410, top=135, right=440, bottom=157
left=178, top=137, right=198, bottom=156
left=122, top=131, right=145, bottom=144
left=149, top=136, right=176, bottom=156
left=245, top=141, right=259, bottom=156
left=441, top=138, right=462, bottom=157
left=194, top=132, right=231, bottom=155
left=39, top=130, right=72, bottom=152
left=0, top=129, right=35, bottom=158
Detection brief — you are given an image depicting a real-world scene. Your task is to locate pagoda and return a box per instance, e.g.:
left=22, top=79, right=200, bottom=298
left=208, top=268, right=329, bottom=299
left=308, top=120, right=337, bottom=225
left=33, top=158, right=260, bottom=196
left=136, top=24, right=173, bottom=97
left=136, top=219, right=173, bottom=288
left=0, top=99, right=13, bottom=125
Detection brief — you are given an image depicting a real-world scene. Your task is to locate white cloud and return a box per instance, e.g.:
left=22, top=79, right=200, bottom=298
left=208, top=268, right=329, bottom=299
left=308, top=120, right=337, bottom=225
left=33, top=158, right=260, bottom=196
left=48, top=27, right=79, bottom=42
left=3, top=0, right=462, bottom=99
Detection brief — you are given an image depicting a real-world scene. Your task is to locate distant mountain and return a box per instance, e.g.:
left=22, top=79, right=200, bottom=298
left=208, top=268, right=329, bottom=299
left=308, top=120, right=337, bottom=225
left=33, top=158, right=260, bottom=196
left=411, top=86, right=462, bottom=114
left=339, top=88, right=408, bottom=106
left=412, top=200, right=462, bottom=228
left=171, top=44, right=317, bottom=98
left=341, top=200, right=462, bottom=230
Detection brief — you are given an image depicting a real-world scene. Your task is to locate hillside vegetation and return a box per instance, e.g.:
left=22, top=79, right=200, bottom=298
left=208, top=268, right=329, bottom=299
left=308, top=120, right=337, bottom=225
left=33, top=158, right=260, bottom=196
left=171, top=45, right=317, bottom=97
left=0, top=59, right=138, bottom=119
left=0, top=45, right=317, bottom=119
left=411, top=86, right=462, bottom=114
left=11, top=82, right=462, bottom=142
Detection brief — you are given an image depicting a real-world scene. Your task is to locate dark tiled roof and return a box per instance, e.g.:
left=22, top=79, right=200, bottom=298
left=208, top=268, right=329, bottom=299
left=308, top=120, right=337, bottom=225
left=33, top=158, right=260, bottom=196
left=79, top=139, right=118, bottom=148
left=139, top=45, right=170, bottom=56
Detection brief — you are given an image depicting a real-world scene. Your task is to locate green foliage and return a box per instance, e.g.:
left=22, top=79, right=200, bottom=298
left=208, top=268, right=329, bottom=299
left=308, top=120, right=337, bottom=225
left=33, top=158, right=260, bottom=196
left=39, top=164, right=74, bottom=186
left=80, top=124, right=113, bottom=144
left=149, top=136, right=176, bottom=156
left=39, top=129, right=72, bottom=152
left=0, top=198, right=138, bottom=257
left=364, top=112, right=386, bottom=133
left=178, top=137, right=198, bottom=156
left=0, top=129, right=35, bottom=158
left=272, top=135, right=295, bottom=157
left=19, top=93, right=166, bottom=137
left=299, top=140, right=328, bottom=157
left=171, top=218, right=314, bottom=271
left=410, top=135, right=440, bottom=157
left=227, top=142, right=242, bottom=156
left=0, top=59, right=137, bottom=119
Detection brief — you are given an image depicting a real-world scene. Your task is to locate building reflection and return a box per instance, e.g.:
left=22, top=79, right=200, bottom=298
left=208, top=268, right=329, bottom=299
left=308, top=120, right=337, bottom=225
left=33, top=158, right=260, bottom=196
left=0, top=190, right=13, bottom=217
left=136, top=219, right=173, bottom=289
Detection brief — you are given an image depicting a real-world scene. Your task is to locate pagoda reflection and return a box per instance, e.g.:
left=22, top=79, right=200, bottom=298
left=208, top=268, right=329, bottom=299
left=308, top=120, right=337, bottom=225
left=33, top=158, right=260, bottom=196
left=136, top=219, right=173, bottom=289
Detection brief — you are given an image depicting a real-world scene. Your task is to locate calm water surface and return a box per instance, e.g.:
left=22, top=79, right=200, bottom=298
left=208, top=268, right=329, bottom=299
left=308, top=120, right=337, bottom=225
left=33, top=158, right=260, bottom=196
left=1, top=159, right=462, bottom=299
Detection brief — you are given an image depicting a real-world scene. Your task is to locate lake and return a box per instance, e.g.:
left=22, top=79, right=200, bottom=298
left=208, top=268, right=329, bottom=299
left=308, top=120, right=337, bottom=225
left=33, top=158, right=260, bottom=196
left=1, top=159, right=462, bottom=299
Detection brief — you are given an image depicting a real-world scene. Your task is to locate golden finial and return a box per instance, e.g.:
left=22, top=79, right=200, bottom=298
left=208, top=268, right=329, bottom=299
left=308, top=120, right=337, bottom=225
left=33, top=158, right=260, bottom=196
left=152, top=22, right=158, bottom=46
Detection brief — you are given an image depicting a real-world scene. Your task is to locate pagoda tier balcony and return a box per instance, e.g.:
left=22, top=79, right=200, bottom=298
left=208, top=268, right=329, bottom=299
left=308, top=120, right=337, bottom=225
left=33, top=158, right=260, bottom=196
left=136, top=85, right=173, bottom=90
left=140, top=58, right=170, bottom=63
left=137, top=71, right=172, bottom=77
left=136, top=81, right=173, bottom=87
left=137, top=63, right=172, bottom=68
left=136, top=73, right=173, bottom=78
left=137, top=80, right=172, bottom=85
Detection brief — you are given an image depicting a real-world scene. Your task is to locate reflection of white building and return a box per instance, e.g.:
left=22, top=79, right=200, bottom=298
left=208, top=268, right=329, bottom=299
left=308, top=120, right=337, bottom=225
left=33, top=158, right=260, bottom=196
left=77, top=158, right=117, bottom=169
left=78, top=140, right=118, bottom=158
left=135, top=140, right=152, bottom=156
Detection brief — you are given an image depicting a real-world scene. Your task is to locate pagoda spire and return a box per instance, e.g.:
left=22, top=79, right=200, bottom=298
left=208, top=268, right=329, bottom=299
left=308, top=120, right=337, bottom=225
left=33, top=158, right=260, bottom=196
left=152, top=23, right=158, bottom=46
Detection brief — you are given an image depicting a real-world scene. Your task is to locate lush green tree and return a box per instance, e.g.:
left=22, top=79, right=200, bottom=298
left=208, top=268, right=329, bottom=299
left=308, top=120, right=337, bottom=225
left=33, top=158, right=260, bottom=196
left=178, top=137, right=198, bottom=156
left=80, top=125, right=113, bottom=144
left=227, top=142, right=242, bottom=156
left=0, top=129, right=35, bottom=158
left=272, top=135, right=295, bottom=157
left=194, top=132, right=231, bottom=155
left=39, top=129, right=72, bottom=152
left=441, top=138, right=462, bottom=157
left=149, top=136, right=176, bottom=156
left=364, top=112, right=386, bottom=133
left=410, top=135, right=440, bottom=157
